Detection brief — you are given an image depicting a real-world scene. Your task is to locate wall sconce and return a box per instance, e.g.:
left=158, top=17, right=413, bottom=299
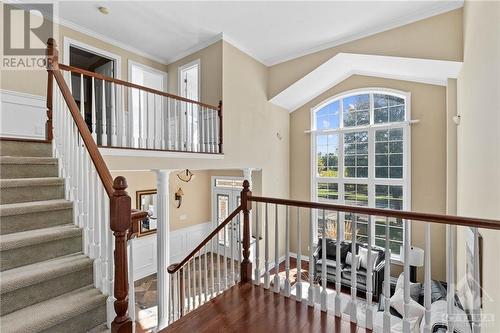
left=177, top=169, right=194, bottom=182
left=174, top=188, right=184, bottom=208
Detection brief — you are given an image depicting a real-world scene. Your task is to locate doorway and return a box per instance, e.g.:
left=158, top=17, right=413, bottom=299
left=64, top=38, right=121, bottom=145
left=212, top=177, right=243, bottom=259
left=178, top=59, right=200, bottom=151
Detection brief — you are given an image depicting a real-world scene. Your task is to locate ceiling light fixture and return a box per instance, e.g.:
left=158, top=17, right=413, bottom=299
left=98, top=6, right=109, bottom=15
left=177, top=169, right=194, bottom=183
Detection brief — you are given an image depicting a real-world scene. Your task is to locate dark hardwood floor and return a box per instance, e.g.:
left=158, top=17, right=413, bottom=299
left=160, top=282, right=367, bottom=333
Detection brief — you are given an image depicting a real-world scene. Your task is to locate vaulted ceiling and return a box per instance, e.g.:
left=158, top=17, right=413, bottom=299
left=54, top=1, right=463, bottom=65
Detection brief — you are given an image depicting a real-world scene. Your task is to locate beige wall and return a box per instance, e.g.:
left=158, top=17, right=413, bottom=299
left=289, top=75, right=448, bottom=281
left=456, top=1, right=500, bottom=331
left=1, top=13, right=168, bottom=96
left=268, top=8, right=463, bottom=99
left=167, top=41, right=223, bottom=106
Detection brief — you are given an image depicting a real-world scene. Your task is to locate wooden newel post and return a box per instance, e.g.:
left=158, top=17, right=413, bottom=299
left=45, top=38, right=58, bottom=141
left=240, top=180, right=252, bottom=282
left=110, top=176, right=133, bottom=333
left=217, top=100, right=223, bottom=153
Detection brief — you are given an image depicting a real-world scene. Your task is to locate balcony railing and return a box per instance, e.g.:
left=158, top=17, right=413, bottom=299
left=58, top=64, right=222, bottom=154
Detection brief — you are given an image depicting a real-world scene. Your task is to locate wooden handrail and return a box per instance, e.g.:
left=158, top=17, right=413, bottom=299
left=248, top=195, right=500, bottom=230
left=167, top=205, right=243, bottom=274
left=58, top=63, right=219, bottom=110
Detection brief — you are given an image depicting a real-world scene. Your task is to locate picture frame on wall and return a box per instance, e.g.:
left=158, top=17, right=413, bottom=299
left=136, top=189, right=158, bottom=237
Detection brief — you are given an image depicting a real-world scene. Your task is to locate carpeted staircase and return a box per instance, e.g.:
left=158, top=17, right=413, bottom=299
left=0, top=139, right=107, bottom=333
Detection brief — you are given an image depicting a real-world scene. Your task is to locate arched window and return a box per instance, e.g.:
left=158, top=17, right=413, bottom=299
left=311, top=89, right=410, bottom=259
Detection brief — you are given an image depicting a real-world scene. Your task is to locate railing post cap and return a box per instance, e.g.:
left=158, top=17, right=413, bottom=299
left=113, top=176, right=128, bottom=191
left=243, top=179, right=250, bottom=190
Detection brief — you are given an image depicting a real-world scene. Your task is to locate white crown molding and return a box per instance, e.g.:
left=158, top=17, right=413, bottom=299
left=270, top=53, right=463, bottom=112
left=264, top=1, right=464, bottom=66
left=166, top=33, right=224, bottom=64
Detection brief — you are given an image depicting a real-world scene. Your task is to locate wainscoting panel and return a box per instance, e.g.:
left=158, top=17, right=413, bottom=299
left=132, top=222, right=212, bottom=281
left=0, top=90, right=46, bottom=139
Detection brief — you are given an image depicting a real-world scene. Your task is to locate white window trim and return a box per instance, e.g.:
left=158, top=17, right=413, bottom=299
left=178, top=59, right=201, bottom=101
left=310, top=87, right=412, bottom=263
left=63, top=37, right=122, bottom=79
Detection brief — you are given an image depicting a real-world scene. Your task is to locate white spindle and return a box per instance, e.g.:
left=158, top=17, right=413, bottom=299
left=198, top=251, right=203, bottom=304
left=121, top=86, right=127, bottom=147
left=273, top=205, right=280, bottom=293
left=187, top=260, right=192, bottom=311
left=264, top=203, right=270, bottom=289
left=138, top=90, right=143, bottom=148
left=366, top=215, right=373, bottom=330
left=308, top=208, right=314, bottom=306
left=446, top=224, right=456, bottom=333
left=166, top=97, right=171, bottom=150
left=350, top=214, right=357, bottom=322
left=472, top=227, right=481, bottom=333
left=403, top=219, right=411, bottom=332
left=423, top=223, right=432, bottom=333
left=204, top=246, right=209, bottom=300
left=321, top=209, right=327, bottom=312
left=216, top=231, right=221, bottom=294
left=296, top=207, right=303, bottom=301
left=335, top=211, right=342, bottom=316
left=210, top=238, right=215, bottom=298
left=100, top=185, right=108, bottom=291
left=91, top=78, right=97, bottom=140
left=254, top=203, right=260, bottom=285
left=93, top=169, right=102, bottom=289
left=101, top=80, right=108, bottom=146
left=383, top=217, right=391, bottom=331
left=284, top=206, right=291, bottom=297
left=110, top=82, right=117, bottom=146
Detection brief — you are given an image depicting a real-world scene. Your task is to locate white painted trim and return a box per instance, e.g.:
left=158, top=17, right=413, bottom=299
left=178, top=58, right=201, bottom=101
left=63, top=37, right=122, bottom=79
left=99, top=147, right=224, bottom=159
left=0, top=90, right=46, bottom=139
left=128, top=60, right=168, bottom=92
left=270, top=53, right=462, bottom=112
left=264, top=1, right=464, bottom=66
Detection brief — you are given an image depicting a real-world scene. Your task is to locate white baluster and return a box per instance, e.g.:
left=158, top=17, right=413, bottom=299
left=87, top=160, right=95, bottom=259
left=91, top=78, right=97, bottom=141
left=308, top=208, right=314, bottom=307
left=321, top=209, right=327, bottom=312
left=446, top=224, right=456, bottom=333
left=110, top=82, right=117, bottom=146
left=472, top=227, right=481, bottom=333
left=198, top=251, right=203, bottom=305
left=138, top=90, right=143, bottom=148
left=100, top=185, right=108, bottom=291
left=366, top=215, right=374, bottom=330
left=383, top=217, right=391, bottom=331
left=190, top=104, right=195, bottom=152
left=216, top=231, right=221, bottom=295
left=296, top=207, right=303, bottom=301
left=146, top=93, right=152, bottom=148
left=264, top=203, right=270, bottom=289
left=186, top=260, right=192, bottom=311
left=423, top=223, right=432, bottom=333
left=93, top=170, right=102, bottom=289
left=254, top=203, right=260, bottom=285
left=82, top=151, right=89, bottom=255
left=166, top=97, right=171, bottom=150
left=284, top=206, right=291, bottom=297
left=204, top=245, right=209, bottom=301
left=153, top=94, right=158, bottom=149
left=210, top=238, right=215, bottom=299
left=403, top=219, right=411, bottom=332
left=335, top=211, right=342, bottom=316
left=350, top=214, right=357, bottom=322
left=273, top=205, right=280, bottom=293
left=101, top=80, right=108, bottom=146
left=230, top=219, right=235, bottom=286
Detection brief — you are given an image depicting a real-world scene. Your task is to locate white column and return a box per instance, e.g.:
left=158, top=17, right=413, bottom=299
left=154, top=169, right=172, bottom=330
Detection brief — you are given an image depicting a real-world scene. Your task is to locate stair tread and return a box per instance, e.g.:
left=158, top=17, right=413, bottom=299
left=0, top=177, right=64, bottom=188
left=1, top=253, right=92, bottom=294
left=0, top=156, right=57, bottom=164
left=0, top=224, right=80, bottom=251
left=0, top=199, right=72, bottom=216
left=0, top=285, right=106, bottom=333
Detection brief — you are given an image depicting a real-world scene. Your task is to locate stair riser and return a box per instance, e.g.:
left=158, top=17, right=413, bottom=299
left=1, top=266, right=93, bottom=316
left=1, top=235, right=82, bottom=271
left=0, top=164, right=58, bottom=179
left=0, top=208, right=73, bottom=235
left=0, top=141, right=52, bottom=157
left=0, top=184, right=64, bottom=204
left=39, top=302, right=107, bottom=333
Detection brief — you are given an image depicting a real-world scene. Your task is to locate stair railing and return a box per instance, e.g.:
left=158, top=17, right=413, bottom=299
left=54, top=62, right=222, bottom=154
left=167, top=179, right=500, bottom=331
left=166, top=180, right=251, bottom=324
left=46, top=38, right=138, bottom=333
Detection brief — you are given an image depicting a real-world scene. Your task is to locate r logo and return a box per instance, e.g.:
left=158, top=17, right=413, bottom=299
left=3, top=3, right=53, bottom=56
